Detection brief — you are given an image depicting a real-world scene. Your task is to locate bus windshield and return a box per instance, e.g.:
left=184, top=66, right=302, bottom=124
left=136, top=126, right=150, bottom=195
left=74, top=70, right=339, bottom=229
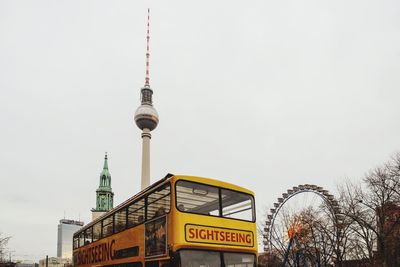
left=176, top=180, right=255, bottom=221
left=179, top=250, right=256, bottom=267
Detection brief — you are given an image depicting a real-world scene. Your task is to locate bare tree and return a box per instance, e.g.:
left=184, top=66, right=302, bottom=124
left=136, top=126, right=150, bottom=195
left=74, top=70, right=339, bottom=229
left=337, top=181, right=376, bottom=262
left=362, top=153, right=400, bottom=267
left=0, top=233, right=11, bottom=263
left=339, top=153, right=400, bottom=267
left=273, top=207, right=338, bottom=267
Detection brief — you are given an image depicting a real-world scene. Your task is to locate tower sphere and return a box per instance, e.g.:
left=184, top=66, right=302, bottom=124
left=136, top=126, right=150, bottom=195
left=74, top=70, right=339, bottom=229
left=134, top=103, right=159, bottom=131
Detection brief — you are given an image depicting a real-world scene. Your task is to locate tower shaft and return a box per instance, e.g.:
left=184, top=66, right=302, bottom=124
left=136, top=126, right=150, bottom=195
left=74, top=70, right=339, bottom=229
left=141, top=128, right=151, bottom=189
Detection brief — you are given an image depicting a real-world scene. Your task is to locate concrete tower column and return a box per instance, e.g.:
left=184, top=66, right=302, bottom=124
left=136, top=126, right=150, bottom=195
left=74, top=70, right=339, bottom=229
left=141, top=128, right=151, bottom=189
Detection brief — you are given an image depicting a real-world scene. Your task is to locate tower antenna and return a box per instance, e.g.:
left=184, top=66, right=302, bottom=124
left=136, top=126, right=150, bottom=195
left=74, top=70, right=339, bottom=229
left=145, top=8, right=150, bottom=87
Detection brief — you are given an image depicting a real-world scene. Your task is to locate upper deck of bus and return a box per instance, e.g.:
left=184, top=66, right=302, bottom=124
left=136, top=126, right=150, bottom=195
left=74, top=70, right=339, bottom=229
left=76, top=174, right=255, bottom=232
left=73, top=174, right=257, bottom=267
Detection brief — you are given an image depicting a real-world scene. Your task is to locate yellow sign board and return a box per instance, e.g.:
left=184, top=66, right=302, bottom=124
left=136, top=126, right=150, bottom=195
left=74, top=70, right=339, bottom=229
left=185, top=224, right=254, bottom=247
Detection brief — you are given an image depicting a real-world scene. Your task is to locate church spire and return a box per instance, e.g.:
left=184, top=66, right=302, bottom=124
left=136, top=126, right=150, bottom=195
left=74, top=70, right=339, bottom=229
left=99, top=152, right=111, bottom=188
left=92, top=153, right=114, bottom=215
left=103, top=152, right=109, bottom=170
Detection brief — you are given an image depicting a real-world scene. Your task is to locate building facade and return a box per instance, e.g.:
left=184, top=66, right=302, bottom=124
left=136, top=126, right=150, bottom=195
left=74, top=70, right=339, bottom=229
left=379, top=202, right=400, bottom=267
left=57, top=219, right=84, bottom=260
left=38, top=257, right=71, bottom=267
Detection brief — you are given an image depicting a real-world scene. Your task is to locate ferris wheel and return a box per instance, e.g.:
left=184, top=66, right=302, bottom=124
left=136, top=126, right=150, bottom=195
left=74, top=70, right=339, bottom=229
left=263, top=184, right=344, bottom=266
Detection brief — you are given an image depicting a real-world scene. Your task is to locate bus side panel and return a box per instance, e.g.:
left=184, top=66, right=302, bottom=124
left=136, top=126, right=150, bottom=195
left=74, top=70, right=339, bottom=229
left=73, top=225, right=145, bottom=267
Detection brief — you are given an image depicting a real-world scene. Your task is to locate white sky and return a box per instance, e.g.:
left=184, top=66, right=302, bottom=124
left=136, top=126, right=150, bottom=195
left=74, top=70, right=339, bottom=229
left=1, top=0, right=400, bottom=262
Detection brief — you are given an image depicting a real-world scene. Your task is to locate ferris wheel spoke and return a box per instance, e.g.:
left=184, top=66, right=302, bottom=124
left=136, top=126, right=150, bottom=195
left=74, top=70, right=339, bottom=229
left=270, top=224, right=286, bottom=250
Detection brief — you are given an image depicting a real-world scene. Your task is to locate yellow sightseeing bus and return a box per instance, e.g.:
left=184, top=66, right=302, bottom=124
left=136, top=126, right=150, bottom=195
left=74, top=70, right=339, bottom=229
left=73, top=174, right=257, bottom=267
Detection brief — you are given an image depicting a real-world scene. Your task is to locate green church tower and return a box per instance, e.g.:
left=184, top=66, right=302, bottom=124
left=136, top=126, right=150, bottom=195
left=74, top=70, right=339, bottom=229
left=92, top=153, right=114, bottom=220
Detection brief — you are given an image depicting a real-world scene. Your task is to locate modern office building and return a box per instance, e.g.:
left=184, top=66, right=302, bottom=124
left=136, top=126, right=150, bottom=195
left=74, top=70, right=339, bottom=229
left=56, top=219, right=83, bottom=260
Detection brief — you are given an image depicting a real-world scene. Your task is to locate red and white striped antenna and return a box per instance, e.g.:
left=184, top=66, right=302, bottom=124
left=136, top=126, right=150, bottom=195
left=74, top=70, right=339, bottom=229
left=144, top=8, right=151, bottom=87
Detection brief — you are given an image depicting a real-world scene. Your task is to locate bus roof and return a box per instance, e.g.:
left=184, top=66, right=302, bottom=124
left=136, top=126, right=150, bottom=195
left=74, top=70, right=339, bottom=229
left=173, top=175, right=255, bottom=196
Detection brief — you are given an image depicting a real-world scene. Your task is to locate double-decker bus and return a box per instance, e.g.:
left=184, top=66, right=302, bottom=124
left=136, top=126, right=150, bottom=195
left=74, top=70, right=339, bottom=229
left=73, top=174, right=257, bottom=267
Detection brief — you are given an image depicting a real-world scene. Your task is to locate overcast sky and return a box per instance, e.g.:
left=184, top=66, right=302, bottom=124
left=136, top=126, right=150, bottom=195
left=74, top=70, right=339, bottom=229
left=1, top=0, right=400, bottom=262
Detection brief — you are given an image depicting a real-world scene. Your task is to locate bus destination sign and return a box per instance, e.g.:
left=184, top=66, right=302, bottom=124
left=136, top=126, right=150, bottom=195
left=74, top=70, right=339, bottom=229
left=185, top=224, right=254, bottom=247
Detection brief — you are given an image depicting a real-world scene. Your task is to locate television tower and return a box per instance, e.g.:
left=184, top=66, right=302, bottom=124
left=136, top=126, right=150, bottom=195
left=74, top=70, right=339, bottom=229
left=134, top=8, right=159, bottom=190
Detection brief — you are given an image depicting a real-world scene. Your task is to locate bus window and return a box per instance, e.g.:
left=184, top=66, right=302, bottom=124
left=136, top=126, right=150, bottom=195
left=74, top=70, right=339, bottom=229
left=176, top=181, right=219, bottom=216
left=78, top=232, right=85, bottom=248
left=103, top=215, right=114, bottom=237
left=128, top=198, right=145, bottom=227
left=73, top=236, right=79, bottom=249
left=147, top=184, right=171, bottom=219
left=179, top=250, right=221, bottom=267
left=84, top=227, right=92, bottom=245
left=115, top=208, right=127, bottom=233
left=93, top=221, right=101, bottom=241
left=221, top=189, right=254, bottom=221
left=223, top=252, right=256, bottom=267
